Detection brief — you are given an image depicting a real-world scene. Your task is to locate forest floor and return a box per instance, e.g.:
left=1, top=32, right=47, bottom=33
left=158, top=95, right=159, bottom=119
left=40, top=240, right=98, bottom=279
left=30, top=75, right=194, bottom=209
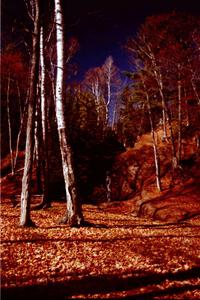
left=1, top=198, right=200, bottom=299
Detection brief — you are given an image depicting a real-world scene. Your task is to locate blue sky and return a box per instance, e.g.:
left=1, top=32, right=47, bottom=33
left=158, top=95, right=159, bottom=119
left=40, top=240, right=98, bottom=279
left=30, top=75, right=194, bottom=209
left=65, top=0, right=200, bottom=80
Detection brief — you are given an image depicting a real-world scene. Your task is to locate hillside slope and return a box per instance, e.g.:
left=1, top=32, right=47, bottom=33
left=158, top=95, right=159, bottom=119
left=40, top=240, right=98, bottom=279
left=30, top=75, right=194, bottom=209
left=1, top=129, right=200, bottom=223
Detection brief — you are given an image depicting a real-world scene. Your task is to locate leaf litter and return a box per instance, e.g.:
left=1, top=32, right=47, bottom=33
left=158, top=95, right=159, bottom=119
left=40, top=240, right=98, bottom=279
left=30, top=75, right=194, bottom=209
left=1, top=200, right=200, bottom=299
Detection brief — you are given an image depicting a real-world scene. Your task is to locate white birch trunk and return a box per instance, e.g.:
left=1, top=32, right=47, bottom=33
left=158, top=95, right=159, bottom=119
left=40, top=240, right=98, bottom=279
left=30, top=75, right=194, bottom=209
left=40, top=26, right=46, bottom=142
left=143, top=79, right=161, bottom=192
left=152, top=68, right=167, bottom=141
left=106, top=69, right=111, bottom=126
left=54, top=0, right=65, bottom=130
left=104, top=56, right=113, bottom=127
left=54, top=0, right=83, bottom=226
left=146, top=43, right=167, bottom=140
left=34, top=88, right=43, bottom=194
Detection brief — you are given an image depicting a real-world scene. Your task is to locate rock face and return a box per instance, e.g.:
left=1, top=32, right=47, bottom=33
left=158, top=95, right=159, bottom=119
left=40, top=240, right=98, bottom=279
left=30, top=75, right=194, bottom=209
left=136, top=181, right=200, bottom=223
left=103, top=131, right=200, bottom=223
left=109, top=145, right=156, bottom=201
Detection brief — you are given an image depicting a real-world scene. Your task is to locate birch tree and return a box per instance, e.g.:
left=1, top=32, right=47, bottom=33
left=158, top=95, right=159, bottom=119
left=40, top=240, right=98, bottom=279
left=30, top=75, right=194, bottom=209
left=84, top=67, right=105, bottom=129
left=125, top=14, right=187, bottom=169
left=20, top=0, right=40, bottom=226
left=141, top=75, right=161, bottom=191
left=35, top=24, right=51, bottom=208
left=54, top=0, right=84, bottom=226
left=34, top=88, right=43, bottom=194
left=102, top=56, right=121, bottom=128
left=126, top=37, right=168, bottom=141
left=123, top=69, right=162, bottom=191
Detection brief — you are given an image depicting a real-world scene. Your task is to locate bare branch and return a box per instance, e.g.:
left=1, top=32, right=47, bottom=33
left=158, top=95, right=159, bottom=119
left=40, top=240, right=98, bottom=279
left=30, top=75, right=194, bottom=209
left=24, top=0, right=34, bottom=22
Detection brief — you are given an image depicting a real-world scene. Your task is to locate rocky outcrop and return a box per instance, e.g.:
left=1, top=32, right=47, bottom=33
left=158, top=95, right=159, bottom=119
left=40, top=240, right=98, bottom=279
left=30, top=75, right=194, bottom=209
left=135, top=177, right=200, bottom=222
left=109, top=145, right=157, bottom=201
left=102, top=131, right=200, bottom=223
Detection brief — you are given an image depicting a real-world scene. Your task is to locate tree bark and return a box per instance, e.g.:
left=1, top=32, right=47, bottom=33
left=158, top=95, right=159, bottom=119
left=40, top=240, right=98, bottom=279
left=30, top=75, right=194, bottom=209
left=6, top=73, right=14, bottom=175
left=106, top=69, right=111, bottom=126
left=111, top=101, right=117, bottom=131
left=34, top=89, right=43, bottom=194
left=34, top=25, right=51, bottom=208
left=106, top=171, right=112, bottom=202
left=146, top=43, right=168, bottom=140
left=20, top=0, right=40, bottom=227
left=143, top=80, right=162, bottom=192
left=184, top=88, right=190, bottom=127
left=177, top=78, right=182, bottom=164
left=54, top=0, right=84, bottom=226
left=14, top=96, right=28, bottom=172
left=165, top=106, right=178, bottom=170
left=158, top=86, right=168, bottom=141
left=16, top=81, right=23, bottom=124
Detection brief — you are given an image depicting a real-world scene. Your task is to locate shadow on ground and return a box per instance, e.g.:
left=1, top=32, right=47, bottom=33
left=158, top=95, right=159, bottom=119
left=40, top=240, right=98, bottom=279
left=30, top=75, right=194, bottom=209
left=2, top=266, right=200, bottom=299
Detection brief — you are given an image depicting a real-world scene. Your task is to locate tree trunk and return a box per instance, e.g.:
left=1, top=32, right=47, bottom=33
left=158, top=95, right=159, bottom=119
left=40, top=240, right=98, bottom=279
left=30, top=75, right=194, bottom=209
left=143, top=80, right=161, bottom=192
left=34, top=90, right=43, bottom=194
left=106, top=76, right=111, bottom=126
left=20, top=0, right=40, bottom=227
left=159, top=87, right=168, bottom=141
left=184, top=88, right=190, bottom=127
left=137, top=103, right=145, bottom=137
left=148, top=45, right=167, bottom=141
left=151, top=65, right=167, bottom=141
left=14, top=96, right=28, bottom=172
left=35, top=25, right=50, bottom=208
left=165, top=106, right=178, bottom=170
left=150, top=123, right=162, bottom=191
left=6, top=73, right=14, bottom=175
left=111, top=101, right=117, bottom=131
left=177, top=79, right=182, bottom=164
left=54, top=0, right=84, bottom=226
left=16, top=81, right=23, bottom=124
left=106, top=171, right=112, bottom=202
left=93, top=80, right=101, bottom=127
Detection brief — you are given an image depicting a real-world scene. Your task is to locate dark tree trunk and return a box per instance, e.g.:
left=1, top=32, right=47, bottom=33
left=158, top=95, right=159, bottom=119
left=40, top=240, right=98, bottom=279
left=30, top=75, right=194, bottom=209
left=14, top=97, right=28, bottom=172
left=166, top=106, right=178, bottom=170
left=16, top=81, right=23, bottom=124
left=20, top=0, right=40, bottom=227
left=41, top=25, right=51, bottom=207
left=177, top=79, right=182, bottom=164
left=6, top=73, right=14, bottom=175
